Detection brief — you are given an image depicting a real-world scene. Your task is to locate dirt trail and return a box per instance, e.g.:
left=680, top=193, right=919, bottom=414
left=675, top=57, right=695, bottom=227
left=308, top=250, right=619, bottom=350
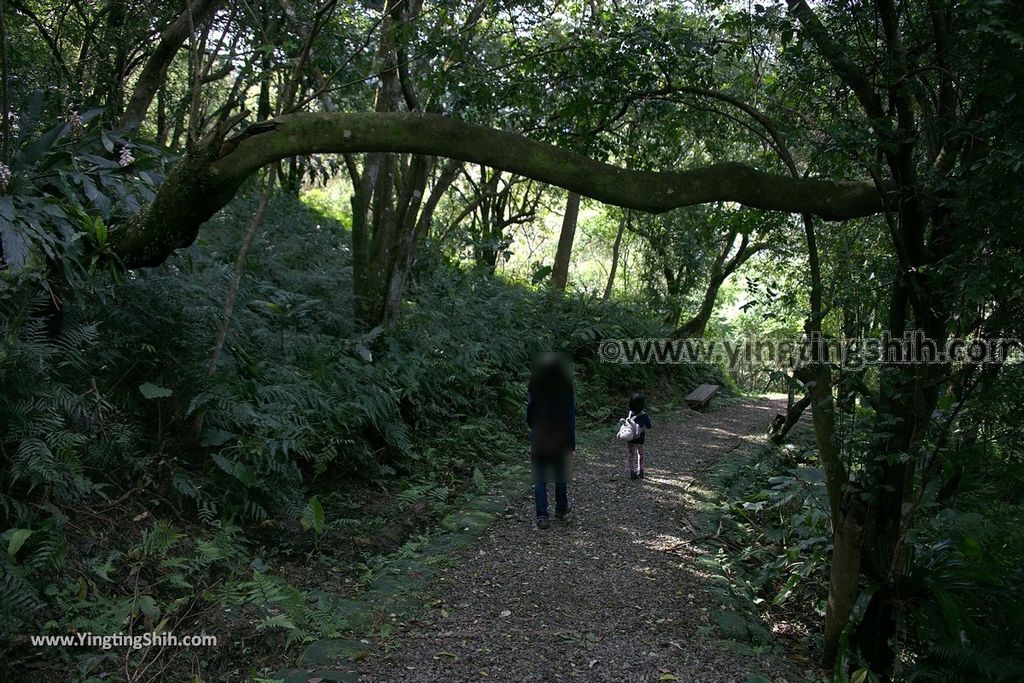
left=356, top=397, right=793, bottom=682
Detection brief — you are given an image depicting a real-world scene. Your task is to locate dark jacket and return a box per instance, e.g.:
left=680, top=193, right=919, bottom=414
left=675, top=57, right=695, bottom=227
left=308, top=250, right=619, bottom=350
left=526, top=390, right=576, bottom=461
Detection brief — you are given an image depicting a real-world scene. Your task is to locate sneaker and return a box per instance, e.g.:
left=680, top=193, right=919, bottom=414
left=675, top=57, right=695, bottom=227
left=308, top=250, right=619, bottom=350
left=555, top=504, right=573, bottom=519
left=537, top=516, right=551, bottom=530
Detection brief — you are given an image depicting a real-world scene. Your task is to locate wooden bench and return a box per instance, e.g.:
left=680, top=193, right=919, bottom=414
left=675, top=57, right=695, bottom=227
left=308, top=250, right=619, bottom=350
left=684, top=383, right=720, bottom=410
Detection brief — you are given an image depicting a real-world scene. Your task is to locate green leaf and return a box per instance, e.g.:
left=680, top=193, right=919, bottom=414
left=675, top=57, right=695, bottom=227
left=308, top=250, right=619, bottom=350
left=139, top=382, right=173, bottom=399
left=212, top=454, right=255, bottom=486
left=200, top=429, right=235, bottom=447
left=301, top=495, right=325, bottom=533
left=531, top=264, right=553, bottom=284
left=0, top=215, right=29, bottom=270
left=92, top=217, right=108, bottom=247
left=79, top=175, right=111, bottom=216
left=851, top=669, right=869, bottom=683
left=7, top=528, right=33, bottom=556
left=773, top=573, right=800, bottom=605
left=92, top=561, right=115, bottom=582
left=136, top=594, right=161, bottom=623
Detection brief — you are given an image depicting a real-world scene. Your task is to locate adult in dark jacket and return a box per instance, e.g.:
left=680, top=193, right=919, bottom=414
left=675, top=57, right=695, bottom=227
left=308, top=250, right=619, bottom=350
left=526, top=353, right=575, bottom=529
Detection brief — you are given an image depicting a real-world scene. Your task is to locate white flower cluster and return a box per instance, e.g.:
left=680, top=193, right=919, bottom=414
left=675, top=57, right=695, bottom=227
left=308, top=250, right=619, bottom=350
left=68, top=110, right=84, bottom=137
left=0, top=162, right=11, bottom=193
left=118, top=144, right=135, bottom=167
left=5, top=112, right=18, bottom=138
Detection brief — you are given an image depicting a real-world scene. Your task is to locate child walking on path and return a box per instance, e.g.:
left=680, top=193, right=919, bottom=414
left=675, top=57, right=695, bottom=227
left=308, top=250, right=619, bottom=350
left=625, top=392, right=651, bottom=479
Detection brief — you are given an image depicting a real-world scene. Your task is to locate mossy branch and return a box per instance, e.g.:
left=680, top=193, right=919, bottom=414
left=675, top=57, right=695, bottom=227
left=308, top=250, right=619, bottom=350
left=111, top=112, right=887, bottom=267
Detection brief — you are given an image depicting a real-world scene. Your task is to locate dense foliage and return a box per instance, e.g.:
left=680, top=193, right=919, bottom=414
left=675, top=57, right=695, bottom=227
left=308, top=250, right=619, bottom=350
left=2, top=0, right=1023, bottom=681
left=1, top=175, right=716, bottom=678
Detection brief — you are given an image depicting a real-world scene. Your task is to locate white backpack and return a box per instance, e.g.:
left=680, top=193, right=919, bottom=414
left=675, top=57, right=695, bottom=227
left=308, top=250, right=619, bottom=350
left=616, top=411, right=642, bottom=441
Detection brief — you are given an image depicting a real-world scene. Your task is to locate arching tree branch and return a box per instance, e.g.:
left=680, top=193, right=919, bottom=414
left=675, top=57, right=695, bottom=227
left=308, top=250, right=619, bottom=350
left=121, top=0, right=223, bottom=129
left=111, top=112, right=888, bottom=267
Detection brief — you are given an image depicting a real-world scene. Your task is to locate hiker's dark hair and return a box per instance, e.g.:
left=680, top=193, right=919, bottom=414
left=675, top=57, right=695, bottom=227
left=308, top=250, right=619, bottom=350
left=629, top=392, right=646, bottom=413
left=529, top=352, right=573, bottom=398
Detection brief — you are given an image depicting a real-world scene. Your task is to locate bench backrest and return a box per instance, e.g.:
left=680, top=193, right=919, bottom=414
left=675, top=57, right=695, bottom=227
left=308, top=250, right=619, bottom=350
left=685, top=383, right=720, bottom=404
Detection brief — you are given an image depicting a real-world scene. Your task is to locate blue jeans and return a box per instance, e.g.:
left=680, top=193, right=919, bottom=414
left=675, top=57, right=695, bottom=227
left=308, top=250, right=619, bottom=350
left=533, top=458, right=569, bottom=519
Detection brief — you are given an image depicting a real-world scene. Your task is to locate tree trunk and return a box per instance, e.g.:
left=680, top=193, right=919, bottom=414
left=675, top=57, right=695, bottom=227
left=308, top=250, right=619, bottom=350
left=800, top=209, right=859, bottom=667
left=823, top=492, right=868, bottom=665
left=603, top=210, right=628, bottom=300
left=349, top=156, right=381, bottom=326
left=93, top=0, right=130, bottom=122
left=0, top=0, right=10, bottom=162
left=380, top=153, right=432, bottom=325
left=156, top=87, right=168, bottom=146
left=207, top=174, right=275, bottom=373
left=475, top=168, right=503, bottom=270
left=675, top=277, right=722, bottom=338
left=168, top=94, right=190, bottom=150
left=551, top=191, right=580, bottom=292
left=350, top=0, right=454, bottom=329
left=768, top=392, right=812, bottom=444
left=676, top=233, right=757, bottom=338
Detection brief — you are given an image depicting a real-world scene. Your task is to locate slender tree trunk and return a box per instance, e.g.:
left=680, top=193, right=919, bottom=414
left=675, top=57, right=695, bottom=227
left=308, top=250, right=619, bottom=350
left=207, top=174, right=276, bottom=373
left=191, top=174, right=276, bottom=437
left=256, top=2, right=275, bottom=122
left=166, top=90, right=191, bottom=149
left=768, top=392, right=812, bottom=444
left=94, top=0, right=129, bottom=121
left=349, top=155, right=381, bottom=326
left=0, top=0, right=10, bottom=162
left=257, top=61, right=272, bottom=121
left=676, top=233, right=760, bottom=338
left=121, top=0, right=222, bottom=128
left=351, top=0, right=406, bottom=328
left=475, top=168, right=502, bottom=269
left=662, top=263, right=683, bottom=327
left=603, top=209, right=628, bottom=300
left=801, top=209, right=862, bottom=668
left=823, top=491, right=868, bottom=664
left=675, top=277, right=722, bottom=338
left=381, top=154, right=432, bottom=325
left=676, top=253, right=727, bottom=338
left=551, top=191, right=580, bottom=292
left=156, top=87, right=168, bottom=146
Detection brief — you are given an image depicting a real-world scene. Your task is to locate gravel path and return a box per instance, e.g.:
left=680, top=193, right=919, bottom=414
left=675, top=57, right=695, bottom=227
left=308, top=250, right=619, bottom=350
left=357, top=397, right=793, bottom=682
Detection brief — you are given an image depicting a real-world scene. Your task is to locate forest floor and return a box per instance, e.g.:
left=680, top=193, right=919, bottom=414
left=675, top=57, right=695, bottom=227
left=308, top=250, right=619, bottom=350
left=337, top=396, right=802, bottom=683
